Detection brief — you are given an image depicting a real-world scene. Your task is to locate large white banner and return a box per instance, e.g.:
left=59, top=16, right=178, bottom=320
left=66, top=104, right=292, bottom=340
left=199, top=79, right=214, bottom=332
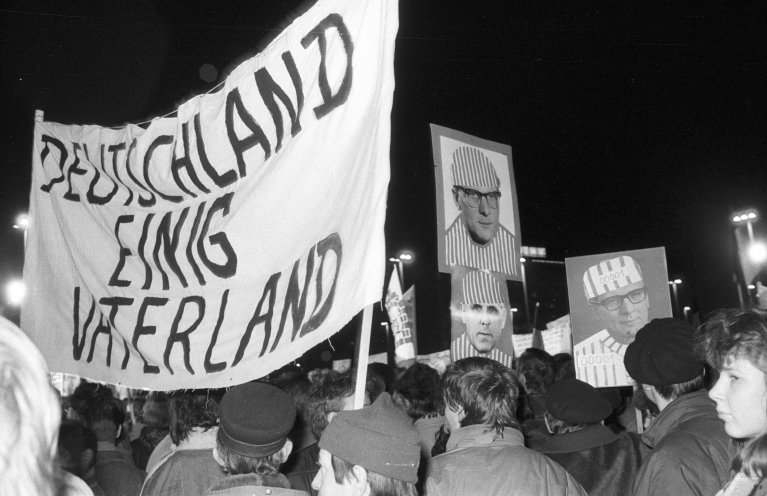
left=22, top=0, right=399, bottom=390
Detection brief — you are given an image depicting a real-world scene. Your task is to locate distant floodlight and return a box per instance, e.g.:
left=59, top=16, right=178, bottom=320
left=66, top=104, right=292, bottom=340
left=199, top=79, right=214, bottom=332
left=510, top=308, right=518, bottom=312
left=13, top=213, right=30, bottom=230
left=749, top=212, right=758, bottom=219
left=520, top=257, right=526, bottom=263
left=398, top=251, right=414, bottom=262
left=6, top=279, right=26, bottom=306
left=748, top=242, right=767, bottom=264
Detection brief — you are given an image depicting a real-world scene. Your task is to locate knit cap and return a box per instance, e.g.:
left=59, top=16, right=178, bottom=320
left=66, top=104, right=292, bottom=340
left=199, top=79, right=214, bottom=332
left=319, top=392, right=420, bottom=483
left=545, top=379, right=612, bottom=424
left=624, top=318, right=703, bottom=386
left=217, top=382, right=296, bottom=458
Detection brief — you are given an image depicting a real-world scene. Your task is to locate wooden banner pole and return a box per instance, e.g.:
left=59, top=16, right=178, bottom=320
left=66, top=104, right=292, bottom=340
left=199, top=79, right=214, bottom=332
left=353, top=303, right=374, bottom=409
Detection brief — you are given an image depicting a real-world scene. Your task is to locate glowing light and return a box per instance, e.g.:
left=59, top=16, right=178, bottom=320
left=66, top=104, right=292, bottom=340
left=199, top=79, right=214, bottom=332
left=6, top=279, right=26, bottom=306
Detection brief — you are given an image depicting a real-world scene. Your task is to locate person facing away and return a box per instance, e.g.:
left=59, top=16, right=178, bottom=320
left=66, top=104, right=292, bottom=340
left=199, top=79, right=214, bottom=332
left=80, top=395, right=145, bottom=496
left=282, top=370, right=369, bottom=496
left=58, top=421, right=105, bottom=496
left=528, top=378, right=647, bottom=496
left=206, top=382, right=308, bottom=495
left=425, top=356, right=587, bottom=496
left=624, top=318, right=735, bottom=496
left=141, top=389, right=225, bottom=496
left=697, top=308, right=767, bottom=496
left=312, top=392, right=420, bottom=496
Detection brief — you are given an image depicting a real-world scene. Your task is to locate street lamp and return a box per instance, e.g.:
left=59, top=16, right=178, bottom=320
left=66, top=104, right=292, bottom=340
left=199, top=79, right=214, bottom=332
left=733, top=209, right=764, bottom=308
left=683, top=306, right=691, bottom=321
left=668, top=279, right=682, bottom=318
left=388, top=250, right=414, bottom=287
left=5, top=279, right=26, bottom=306
left=13, top=212, right=30, bottom=246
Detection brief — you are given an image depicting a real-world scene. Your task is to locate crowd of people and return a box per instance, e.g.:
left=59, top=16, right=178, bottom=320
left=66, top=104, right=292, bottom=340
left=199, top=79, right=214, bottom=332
left=2, top=308, right=767, bottom=495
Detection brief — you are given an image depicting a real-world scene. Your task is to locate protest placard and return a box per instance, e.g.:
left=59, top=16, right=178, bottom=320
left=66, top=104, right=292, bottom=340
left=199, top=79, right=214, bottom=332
left=22, top=0, right=398, bottom=390
left=565, top=247, right=672, bottom=388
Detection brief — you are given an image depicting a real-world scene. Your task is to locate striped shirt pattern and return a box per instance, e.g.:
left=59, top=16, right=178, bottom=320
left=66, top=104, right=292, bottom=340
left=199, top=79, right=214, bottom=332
left=583, top=255, right=643, bottom=299
left=451, top=146, right=501, bottom=189
left=573, top=329, right=633, bottom=387
left=461, top=269, right=504, bottom=304
left=451, top=332, right=515, bottom=369
left=446, top=217, right=518, bottom=276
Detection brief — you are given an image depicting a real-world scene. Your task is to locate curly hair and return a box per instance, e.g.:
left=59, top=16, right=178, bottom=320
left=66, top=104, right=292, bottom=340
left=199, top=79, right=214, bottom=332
left=697, top=308, right=767, bottom=479
left=168, top=389, right=223, bottom=445
left=305, top=370, right=355, bottom=439
left=442, top=357, right=520, bottom=437
left=392, top=362, right=443, bottom=420
left=0, top=317, right=61, bottom=496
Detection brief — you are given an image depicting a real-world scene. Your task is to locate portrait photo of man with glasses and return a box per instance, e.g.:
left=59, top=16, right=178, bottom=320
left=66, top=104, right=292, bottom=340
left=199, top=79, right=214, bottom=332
left=566, top=248, right=673, bottom=388
left=432, top=125, right=522, bottom=281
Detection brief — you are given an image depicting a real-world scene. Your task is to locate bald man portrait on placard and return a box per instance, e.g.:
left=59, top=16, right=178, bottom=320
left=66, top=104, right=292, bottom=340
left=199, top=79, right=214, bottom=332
left=451, top=269, right=515, bottom=369
left=444, top=146, right=518, bottom=277
left=573, top=255, right=650, bottom=387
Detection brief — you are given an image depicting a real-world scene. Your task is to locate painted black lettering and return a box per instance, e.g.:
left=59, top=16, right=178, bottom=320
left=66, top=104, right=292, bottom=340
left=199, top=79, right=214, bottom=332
left=40, top=134, right=69, bottom=193
left=125, top=139, right=156, bottom=207
left=195, top=113, right=237, bottom=188
left=132, top=297, right=168, bottom=374
left=274, top=249, right=314, bottom=351
left=225, top=87, right=271, bottom=177
left=72, top=286, right=96, bottom=360
left=204, top=290, right=229, bottom=373
left=301, top=14, right=354, bottom=119
left=301, top=232, right=342, bottom=336
left=197, top=192, right=237, bottom=279
left=255, top=51, right=304, bottom=153
left=154, top=208, right=190, bottom=289
left=109, top=215, right=134, bottom=288
left=233, top=272, right=280, bottom=366
left=164, top=296, right=204, bottom=375
left=139, top=214, right=155, bottom=290
left=143, top=135, right=182, bottom=203
left=99, top=296, right=134, bottom=369
left=63, top=143, right=87, bottom=202
left=87, top=315, right=113, bottom=366
left=171, top=121, right=210, bottom=197
left=85, top=143, right=118, bottom=205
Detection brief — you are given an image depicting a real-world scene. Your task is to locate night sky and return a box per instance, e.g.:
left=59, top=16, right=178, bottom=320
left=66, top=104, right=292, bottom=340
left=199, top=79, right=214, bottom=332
left=2, top=1, right=766, bottom=360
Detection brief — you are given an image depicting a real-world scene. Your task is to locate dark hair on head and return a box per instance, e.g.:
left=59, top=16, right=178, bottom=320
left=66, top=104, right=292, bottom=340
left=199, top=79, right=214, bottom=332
left=392, top=363, right=443, bottom=420
left=552, top=353, right=576, bottom=382
left=168, top=389, right=223, bottom=445
left=80, top=395, right=125, bottom=441
left=653, top=374, right=706, bottom=401
left=214, top=436, right=285, bottom=476
left=442, top=357, right=520, bottom=437
left=58, top=420, right=97, bottom=477
left=142, top=392, right=170, bottom=428
left=367, top=362, right=396, bottom=401
left=331, top=454, right=418, bottom=496
left=305, top=370, right=355, bottom=439
left=733, top=435, right=767, bottom=479
left=69, top=380, right=113, bottom=418
left=516, top=348, right=555, bottom=395
left=275, top=373, right=312, bottom=429
left=697, top=308, right=767, bottom=374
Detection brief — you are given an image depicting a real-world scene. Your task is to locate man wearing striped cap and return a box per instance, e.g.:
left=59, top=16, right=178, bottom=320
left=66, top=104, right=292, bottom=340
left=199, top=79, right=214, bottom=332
left=574, top=255, right=649, bottom=387
left=445, top=146, right=517, bottom=277
left=451, top=269, right=514, bottom=368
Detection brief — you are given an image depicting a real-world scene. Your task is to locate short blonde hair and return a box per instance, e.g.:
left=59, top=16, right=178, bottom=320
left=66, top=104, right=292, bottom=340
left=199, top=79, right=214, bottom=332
left=0, top=317, right=61, bottom=496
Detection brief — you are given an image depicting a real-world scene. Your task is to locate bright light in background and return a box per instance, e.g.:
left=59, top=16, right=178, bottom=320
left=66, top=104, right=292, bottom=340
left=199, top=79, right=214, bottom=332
left=13, top=213, right=30, bottom=230
left=749, top=242, right=767, bottom=264
left=6, top=279, right=26, bottom=306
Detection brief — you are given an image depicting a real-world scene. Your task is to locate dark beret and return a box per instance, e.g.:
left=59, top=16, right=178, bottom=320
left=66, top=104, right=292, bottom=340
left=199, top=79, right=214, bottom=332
left=624, top=318, right=703, bottom=386
left=545, top=378, right=612, bottom=424
left=217, top=382, right=296, bottom=458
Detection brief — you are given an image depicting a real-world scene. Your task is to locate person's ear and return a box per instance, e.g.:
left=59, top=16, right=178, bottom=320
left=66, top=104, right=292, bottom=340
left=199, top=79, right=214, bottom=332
left=452, top=187, right=461, bottom=209
left=351, top=465, right=369, bottom=495
left=280, top=439, right=293, bottom=460
left=81, top=448, right=95, bottom=470
left=326, top=411, right=337, bottom=425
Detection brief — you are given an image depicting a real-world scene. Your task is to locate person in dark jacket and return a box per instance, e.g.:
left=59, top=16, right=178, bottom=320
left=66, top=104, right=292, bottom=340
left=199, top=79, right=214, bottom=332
left=529, top=378, right=647, bottom=496
left=206, top=382, right=308, bottom=496
left=426, top=357, right=586, bottom=496
left=625, top=318, right=736, bottom=496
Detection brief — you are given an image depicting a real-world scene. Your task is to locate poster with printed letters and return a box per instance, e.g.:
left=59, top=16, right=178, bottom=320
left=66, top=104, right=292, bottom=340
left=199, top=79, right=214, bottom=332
left=565, top=247, right=673, bottom=388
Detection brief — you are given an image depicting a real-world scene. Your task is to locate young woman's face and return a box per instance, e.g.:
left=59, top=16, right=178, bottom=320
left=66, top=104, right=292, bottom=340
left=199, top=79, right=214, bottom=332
left=709, top=356, right=767, bottom=440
